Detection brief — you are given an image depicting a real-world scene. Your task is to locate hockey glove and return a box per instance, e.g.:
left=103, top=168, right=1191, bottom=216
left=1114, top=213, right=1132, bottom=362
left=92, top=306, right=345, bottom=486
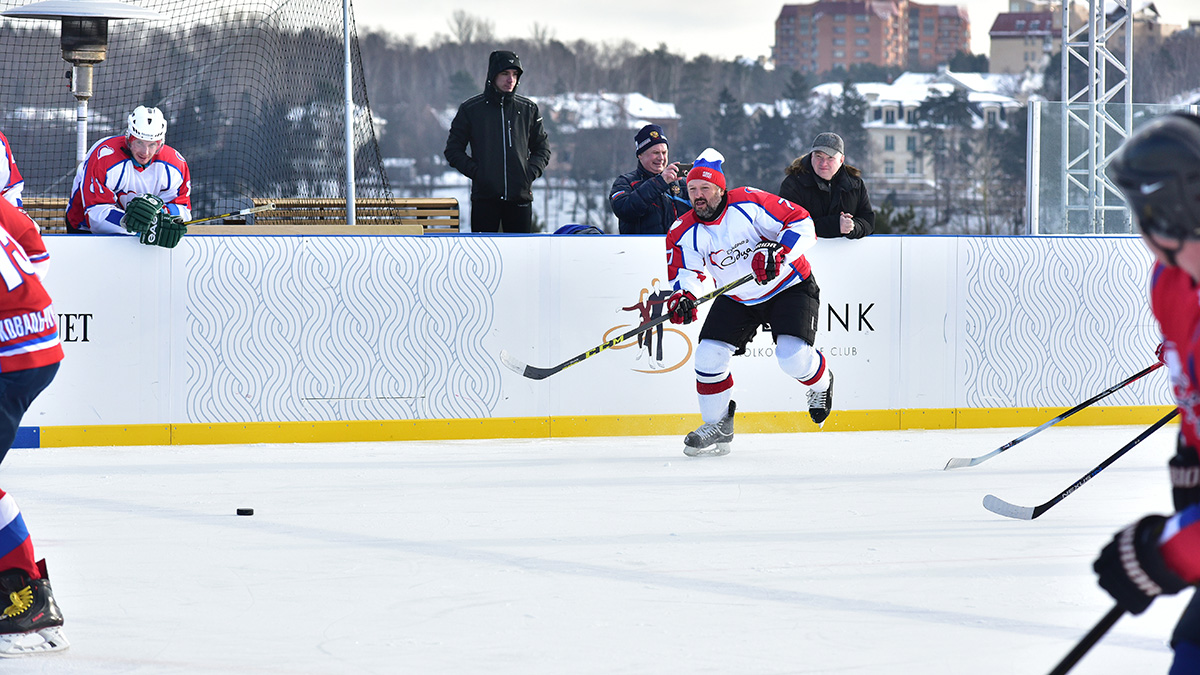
left=1156, top=342, right=1166, bottom=364
left=751, top=241, right=787, bottom=285
left=667, top=290, right=697, bottom=325
left=1093, top=515, right=1188, bottom=615
left=140, top=213, right=187, bottom=249
left=1171, top=439, right=1200, bottom=511
left=121, top=194, right=165, bottom=234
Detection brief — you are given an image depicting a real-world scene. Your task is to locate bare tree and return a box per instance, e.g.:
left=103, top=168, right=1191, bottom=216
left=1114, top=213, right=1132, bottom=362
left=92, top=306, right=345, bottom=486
left=529, top=22, right=555, bottom=48
left=447, top=10, right=495, bottom=45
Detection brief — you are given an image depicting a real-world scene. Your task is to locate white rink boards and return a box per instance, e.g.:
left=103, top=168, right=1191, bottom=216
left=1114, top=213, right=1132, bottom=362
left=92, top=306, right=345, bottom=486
left=28, top=233, right=1169, bottom=435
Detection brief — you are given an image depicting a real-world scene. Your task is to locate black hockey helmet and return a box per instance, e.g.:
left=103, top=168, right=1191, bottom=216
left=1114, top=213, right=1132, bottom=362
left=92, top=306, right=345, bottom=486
left=1108, top=112, right=1200, bottom=240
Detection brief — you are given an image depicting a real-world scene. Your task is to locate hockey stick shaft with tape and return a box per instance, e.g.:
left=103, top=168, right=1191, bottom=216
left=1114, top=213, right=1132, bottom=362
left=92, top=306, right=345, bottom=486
left=944, top=361, right=1164, bottom=470
left=1047, top=605, right=1124, bottom=675
left=184, top=202, right=277, bottom=225
left=983, top=408, right=1178, bottom=520
left=500, top=274, right=755, bottom=381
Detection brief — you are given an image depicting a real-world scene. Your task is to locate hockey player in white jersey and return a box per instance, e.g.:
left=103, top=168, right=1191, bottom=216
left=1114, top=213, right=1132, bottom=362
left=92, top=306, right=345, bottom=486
left=65, top=106, right=190, bottom=248
left=665, top=148, right=833, bottom=457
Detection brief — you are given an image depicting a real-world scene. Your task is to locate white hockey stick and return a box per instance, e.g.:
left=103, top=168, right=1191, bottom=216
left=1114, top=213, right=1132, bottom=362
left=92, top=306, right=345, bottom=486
left=184, top=202, right=276, bottom=225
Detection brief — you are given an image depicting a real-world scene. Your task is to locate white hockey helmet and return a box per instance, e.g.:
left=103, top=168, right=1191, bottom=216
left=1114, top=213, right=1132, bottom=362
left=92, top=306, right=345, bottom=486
left=127, top=105, right=167, bottom=142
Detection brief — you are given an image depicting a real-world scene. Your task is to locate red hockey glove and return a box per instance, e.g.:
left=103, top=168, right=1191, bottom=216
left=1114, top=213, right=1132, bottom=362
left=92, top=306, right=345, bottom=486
left=667, top=290, right=697, bottom=325
left=1093, top=515, right=1188, bottom=615
left=751, top=241, right=787, bottom=285
left=1157, top=342, right=1166, bottom=364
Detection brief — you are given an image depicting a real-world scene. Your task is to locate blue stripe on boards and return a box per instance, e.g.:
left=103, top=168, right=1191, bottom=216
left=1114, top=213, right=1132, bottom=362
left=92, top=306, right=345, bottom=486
left=12, top=426, right=39, bottom=449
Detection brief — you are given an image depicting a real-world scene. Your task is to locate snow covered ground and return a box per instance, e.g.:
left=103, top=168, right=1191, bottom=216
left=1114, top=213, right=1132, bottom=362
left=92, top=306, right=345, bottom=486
left=0, top=423, right=1191, bottom=674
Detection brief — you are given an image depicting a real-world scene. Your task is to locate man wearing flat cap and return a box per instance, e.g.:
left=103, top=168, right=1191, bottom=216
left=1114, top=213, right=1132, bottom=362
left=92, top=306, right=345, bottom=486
left=609, top=124, right=691, bottom=235
left=779, top=132, right=875, bottom=239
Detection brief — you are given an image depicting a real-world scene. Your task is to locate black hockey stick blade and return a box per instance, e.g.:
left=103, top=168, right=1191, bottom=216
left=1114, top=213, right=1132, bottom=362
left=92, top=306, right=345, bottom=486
left=983, top=408, right=1178, bottom=520
left=500, top=274, right=755, bottom=381
left=1047, top=605, right=1124, bottom=675
left=944, top=361, right=1164, bottom=470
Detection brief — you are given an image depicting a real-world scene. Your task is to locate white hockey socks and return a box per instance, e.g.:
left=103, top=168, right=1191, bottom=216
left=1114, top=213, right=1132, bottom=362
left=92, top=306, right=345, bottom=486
left=694, top=339, right=735, bottom=422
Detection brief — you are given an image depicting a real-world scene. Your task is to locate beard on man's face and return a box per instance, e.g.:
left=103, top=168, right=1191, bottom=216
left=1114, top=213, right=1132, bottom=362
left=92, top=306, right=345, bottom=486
left=692, top=194, right=723, bottom=221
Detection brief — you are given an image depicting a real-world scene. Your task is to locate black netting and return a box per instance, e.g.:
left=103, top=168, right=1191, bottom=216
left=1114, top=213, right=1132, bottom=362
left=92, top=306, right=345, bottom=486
left=0, top=0, right=390, bottom=217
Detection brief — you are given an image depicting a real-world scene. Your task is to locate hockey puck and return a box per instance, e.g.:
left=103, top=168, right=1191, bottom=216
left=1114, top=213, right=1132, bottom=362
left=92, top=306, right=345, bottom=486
left=236, top=508, right=254, bottom=516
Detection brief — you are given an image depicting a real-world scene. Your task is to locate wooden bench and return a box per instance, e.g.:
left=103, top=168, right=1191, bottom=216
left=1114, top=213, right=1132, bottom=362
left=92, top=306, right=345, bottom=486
left=244, top=198, right=459, bottom=234
left=20, top=196, right=459, bottom=236
left=21, top=197, right=68, bottom=234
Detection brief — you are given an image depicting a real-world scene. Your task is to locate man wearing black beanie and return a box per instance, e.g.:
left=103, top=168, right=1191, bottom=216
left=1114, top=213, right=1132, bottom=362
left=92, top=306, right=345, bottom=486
left=609, top=124, right=690, bottom=235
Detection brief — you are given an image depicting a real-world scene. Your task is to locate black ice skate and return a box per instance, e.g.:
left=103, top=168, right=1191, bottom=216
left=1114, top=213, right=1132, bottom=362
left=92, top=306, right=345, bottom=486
left=0, top=566, right=68, bottom=657
left=807, top=371, right=834, bottom=427
left=684, top=401, right=736, bottom=457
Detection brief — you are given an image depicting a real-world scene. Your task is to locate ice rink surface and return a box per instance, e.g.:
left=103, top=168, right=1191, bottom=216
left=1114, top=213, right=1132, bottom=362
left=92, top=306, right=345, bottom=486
left=0, top=423, right=1192, bottom=674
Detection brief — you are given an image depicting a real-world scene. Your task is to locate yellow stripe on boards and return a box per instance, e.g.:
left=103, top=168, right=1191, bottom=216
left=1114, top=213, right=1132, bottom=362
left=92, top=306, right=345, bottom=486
left=34, top=405, right=1177, bottom=448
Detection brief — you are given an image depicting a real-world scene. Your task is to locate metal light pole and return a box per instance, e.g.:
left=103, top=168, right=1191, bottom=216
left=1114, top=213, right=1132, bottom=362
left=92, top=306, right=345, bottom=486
left=2, top=0, right=164, bottom=167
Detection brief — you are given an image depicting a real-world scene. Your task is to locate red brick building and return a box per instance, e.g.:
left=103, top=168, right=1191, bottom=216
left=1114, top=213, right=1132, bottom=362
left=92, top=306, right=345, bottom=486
left=907, top=2, right=971, bottom=70
left=773, top=0, right=970, bottom=74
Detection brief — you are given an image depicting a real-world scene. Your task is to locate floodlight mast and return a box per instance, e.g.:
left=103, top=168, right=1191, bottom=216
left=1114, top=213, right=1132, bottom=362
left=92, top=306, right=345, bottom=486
left=2, top=0, right=164, bottom=166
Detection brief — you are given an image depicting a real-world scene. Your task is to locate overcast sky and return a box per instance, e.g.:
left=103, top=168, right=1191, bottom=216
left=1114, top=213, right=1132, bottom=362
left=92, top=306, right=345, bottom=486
left=354, top=1, right=1197, bottom=62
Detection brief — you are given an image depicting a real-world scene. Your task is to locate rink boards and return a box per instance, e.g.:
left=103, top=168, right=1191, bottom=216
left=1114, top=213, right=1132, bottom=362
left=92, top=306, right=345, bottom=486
left=23, top=233, right=1173, bottom=446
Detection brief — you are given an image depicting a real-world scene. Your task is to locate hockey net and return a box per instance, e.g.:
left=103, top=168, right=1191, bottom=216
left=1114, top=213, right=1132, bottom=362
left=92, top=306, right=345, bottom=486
left=0, top=0, right=392, bottom=220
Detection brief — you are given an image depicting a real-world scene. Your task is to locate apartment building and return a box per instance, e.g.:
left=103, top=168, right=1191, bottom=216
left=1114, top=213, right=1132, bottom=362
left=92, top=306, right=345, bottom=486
left=773, top=1, right=906, bottom=74
left=773, top=0, right=969, bottom=74
left=988, top=12, right=1055, bottom=74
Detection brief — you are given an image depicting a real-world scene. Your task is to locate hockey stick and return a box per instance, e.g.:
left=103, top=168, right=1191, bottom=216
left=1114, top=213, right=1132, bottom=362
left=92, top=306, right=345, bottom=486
left=983, top=408, right=1179, bottom=520
left=500, top=273, right=755, bottom=380
left=184, top=202, right=276, bottom=225
left=944, top=361, right=1164, bottom=470
left=1047, top=605, right=1124, bottom=675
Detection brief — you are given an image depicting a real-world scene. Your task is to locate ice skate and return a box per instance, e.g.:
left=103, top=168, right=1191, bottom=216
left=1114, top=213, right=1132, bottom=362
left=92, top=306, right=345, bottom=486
left=807, top=371, right=834, bottom=427
left=0, top=569, right=68, bottom=657
left=684, top=401, right=736, bottom=457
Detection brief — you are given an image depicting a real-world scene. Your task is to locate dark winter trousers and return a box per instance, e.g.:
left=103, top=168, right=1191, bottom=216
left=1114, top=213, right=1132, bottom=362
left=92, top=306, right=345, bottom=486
left=471, top=198, right=533, bottom=233
left=0, top=362, right=59, bottom=465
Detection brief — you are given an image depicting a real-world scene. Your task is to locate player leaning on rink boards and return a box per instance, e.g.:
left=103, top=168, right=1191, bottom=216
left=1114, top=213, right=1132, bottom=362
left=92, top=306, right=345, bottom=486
left=664, top=148, right=832, bottom=458
left=65, top=105, right=190, bottom=248
left=1087, top=112, right=1200, bottom=672
left=0, top=199, right=68, bottom=657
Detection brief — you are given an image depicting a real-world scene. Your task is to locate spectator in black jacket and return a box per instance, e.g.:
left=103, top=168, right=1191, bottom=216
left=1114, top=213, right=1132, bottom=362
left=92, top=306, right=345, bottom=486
left=609, top=124, right=690, bottom=235
left=779, top=132, right=875, bottom=239
left=445, top=50, right=551, bottom=233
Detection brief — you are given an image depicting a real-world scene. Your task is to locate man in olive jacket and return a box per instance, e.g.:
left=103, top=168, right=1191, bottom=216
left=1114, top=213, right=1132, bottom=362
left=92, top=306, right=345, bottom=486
left=779, top=132, right=875, bottom=239
left=445, top=50, right=551, bottom=233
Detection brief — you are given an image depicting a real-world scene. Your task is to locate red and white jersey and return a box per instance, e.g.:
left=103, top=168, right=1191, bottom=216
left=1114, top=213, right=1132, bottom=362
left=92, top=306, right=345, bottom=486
left=1151, top=262, right=1200, bottom=447
left=66, top=135, right=191, bottom=234
left=665, top=186, right=816, bottom=305
left=0, top=131, right=24, bottom=208
left=0, top=199, right=61, bottom=373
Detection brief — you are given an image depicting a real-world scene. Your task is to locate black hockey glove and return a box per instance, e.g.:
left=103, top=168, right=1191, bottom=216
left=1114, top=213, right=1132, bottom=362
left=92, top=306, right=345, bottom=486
left=121, top=194, right=164, bottom=234
left=140, top=213, right=187, bottom=249
left=667, top=290, right=697, bottom=325
left=1171, top=438, right=1200, bottom=511
left=1093, top=515, right=1188, bottom=615
left=751, top=241, right=787, bottom=285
